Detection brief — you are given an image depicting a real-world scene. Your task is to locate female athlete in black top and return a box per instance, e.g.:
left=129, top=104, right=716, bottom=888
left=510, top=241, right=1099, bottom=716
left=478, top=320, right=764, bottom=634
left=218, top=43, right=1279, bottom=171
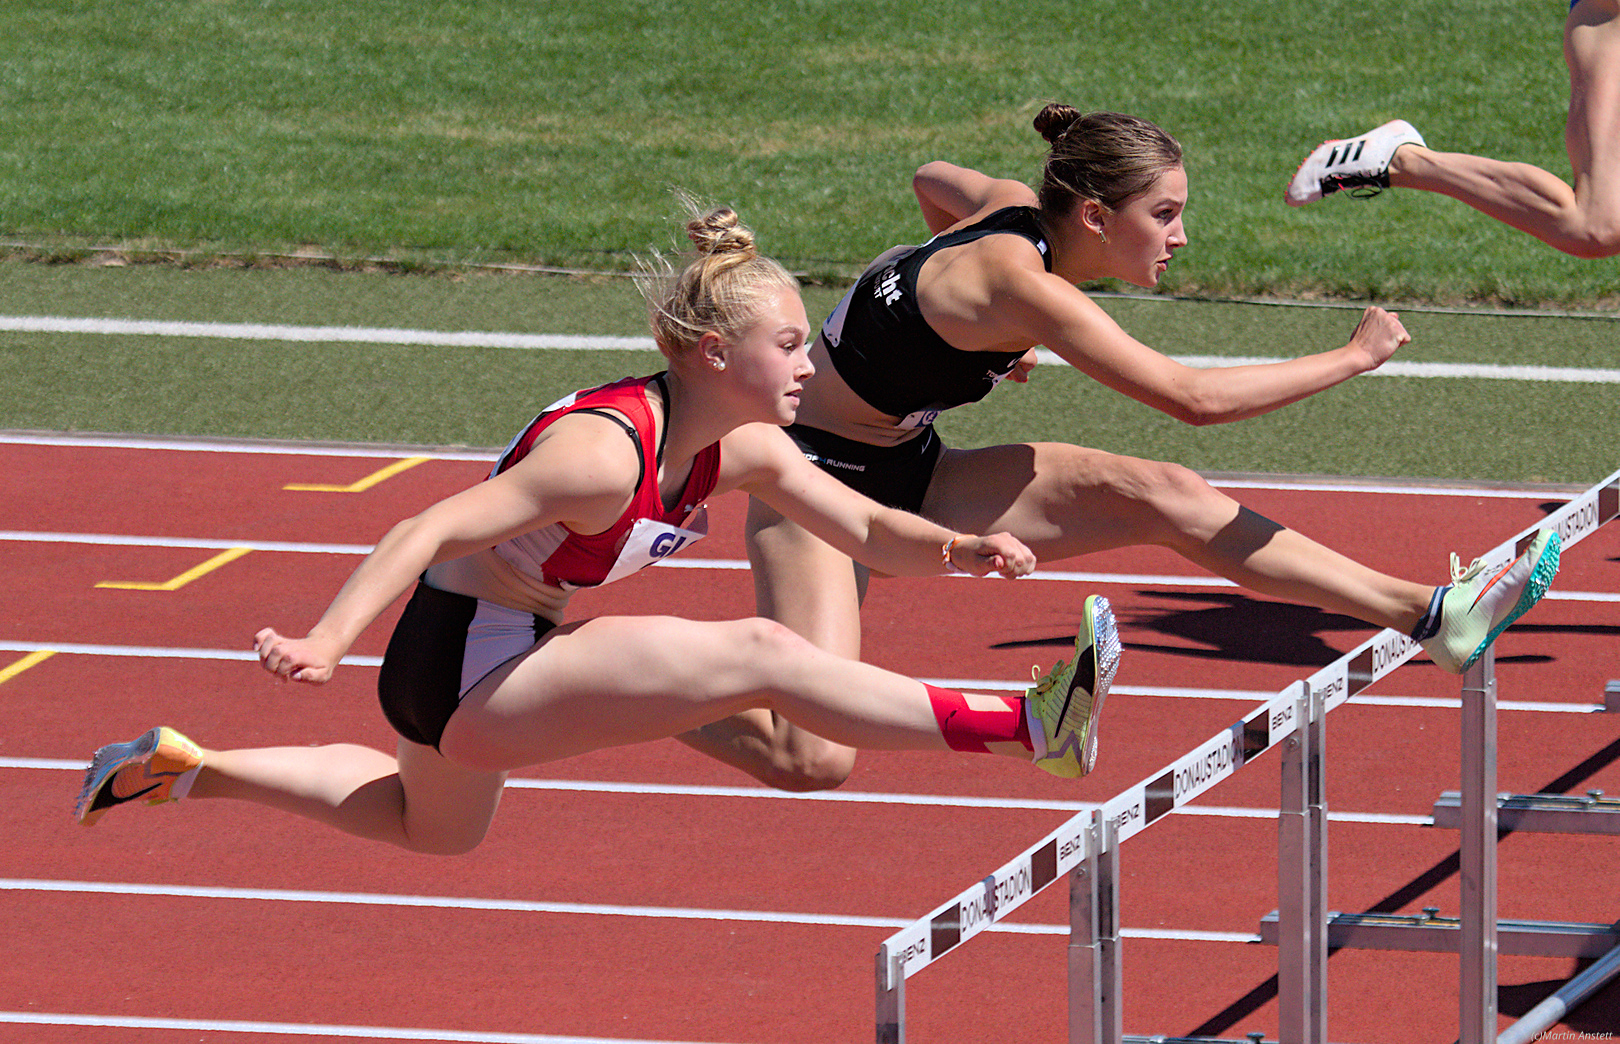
left=679, top=105, right=1561, bottom=791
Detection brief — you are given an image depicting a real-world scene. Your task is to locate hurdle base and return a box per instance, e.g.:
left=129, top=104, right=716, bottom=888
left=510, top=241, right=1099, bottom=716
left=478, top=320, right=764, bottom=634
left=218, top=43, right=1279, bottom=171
left=1258, top=910, right=1620, bottom=958
left=1431, top=790, right=1620, bottom=835
left=1606, top=679, right=1620, bottom=713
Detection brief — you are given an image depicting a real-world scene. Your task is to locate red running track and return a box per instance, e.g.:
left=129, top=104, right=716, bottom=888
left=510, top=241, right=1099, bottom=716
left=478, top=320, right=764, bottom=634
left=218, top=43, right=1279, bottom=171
left=2, top=436, right=1618, bottom=1043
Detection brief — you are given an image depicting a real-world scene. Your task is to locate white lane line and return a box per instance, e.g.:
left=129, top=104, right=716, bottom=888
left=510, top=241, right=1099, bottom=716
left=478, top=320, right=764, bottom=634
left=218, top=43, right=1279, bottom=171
left=0, top=432, right=1596, bottom=503
left=0, top=1009, right=743, bottom=1044
left=0, top=877, right=1260, bottom=946
left=0, top=530, right=373, bottom=554
left=1, top=640, right=1605, bottom=714
left=0, top=757, right=1436, bottom=823
left=6, top=314, right=1617, bottom=384
left=0, top=315, right=656, bottom=351
left=4, top=531, right=1616, bottom=604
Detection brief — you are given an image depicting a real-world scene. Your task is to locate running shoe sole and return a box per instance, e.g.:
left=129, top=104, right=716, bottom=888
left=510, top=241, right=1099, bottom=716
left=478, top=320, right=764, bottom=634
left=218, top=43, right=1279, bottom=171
left=1029, top=595, right=1120, bottom=778
left=1455, top=531, right=1561, bottom=673
left=75, top=726, right=201, bottom=826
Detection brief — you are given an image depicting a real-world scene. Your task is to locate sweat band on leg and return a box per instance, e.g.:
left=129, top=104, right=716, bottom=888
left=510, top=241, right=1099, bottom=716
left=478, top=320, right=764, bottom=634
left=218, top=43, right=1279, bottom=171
left=925, top=684, right=1033, bottom=754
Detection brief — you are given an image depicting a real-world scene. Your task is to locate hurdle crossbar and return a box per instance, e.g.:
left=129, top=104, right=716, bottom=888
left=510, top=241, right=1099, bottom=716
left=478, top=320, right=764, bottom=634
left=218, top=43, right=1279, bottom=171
left=875, top=467, right=1619, bottom=1043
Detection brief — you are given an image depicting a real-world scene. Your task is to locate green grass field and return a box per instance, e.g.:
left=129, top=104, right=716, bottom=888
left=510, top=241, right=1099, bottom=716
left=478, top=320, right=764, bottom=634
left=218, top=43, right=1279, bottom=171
left=3, top=0, right=1617, bottom=304
left=1, top=1, right=1616, bottom=486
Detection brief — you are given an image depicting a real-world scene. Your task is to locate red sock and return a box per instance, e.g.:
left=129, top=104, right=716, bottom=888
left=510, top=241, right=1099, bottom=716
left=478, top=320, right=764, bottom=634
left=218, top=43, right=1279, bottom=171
left=925, top=684, right=1033, bottom=754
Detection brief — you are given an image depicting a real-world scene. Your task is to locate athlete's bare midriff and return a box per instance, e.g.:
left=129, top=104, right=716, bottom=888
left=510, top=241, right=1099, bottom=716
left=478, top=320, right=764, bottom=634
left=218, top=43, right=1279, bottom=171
left=793, top=335, right=929, bottom=448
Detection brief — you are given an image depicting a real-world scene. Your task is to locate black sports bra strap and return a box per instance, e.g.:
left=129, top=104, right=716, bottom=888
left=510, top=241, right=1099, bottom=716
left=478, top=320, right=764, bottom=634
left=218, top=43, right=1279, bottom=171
left=649, top=372, right=671, bottom=463
left=574, top=407, right=646, bottom=490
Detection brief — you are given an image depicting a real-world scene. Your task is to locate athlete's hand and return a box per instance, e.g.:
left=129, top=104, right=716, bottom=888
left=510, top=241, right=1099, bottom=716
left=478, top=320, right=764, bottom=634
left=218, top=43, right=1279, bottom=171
left=950, top=532, right=1037, bottom=578
left=1005, top=349, right=1040, bottom=383
left=254, top=628, right=342, bottom=684
left=1346, top=306, right=1410, bottom=371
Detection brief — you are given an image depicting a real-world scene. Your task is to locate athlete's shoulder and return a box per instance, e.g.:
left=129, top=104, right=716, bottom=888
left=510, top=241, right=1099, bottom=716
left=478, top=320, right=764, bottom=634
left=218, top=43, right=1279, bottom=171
left=715, top=423, right=800, bottom=485
left=503, top=408, right=645, bottom=494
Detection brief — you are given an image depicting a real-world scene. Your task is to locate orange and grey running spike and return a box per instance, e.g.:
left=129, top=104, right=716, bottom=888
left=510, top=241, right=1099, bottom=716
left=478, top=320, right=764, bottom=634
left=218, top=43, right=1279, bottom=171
left=75, top=726, right=203, bottom=826
left=1025, top=595, right=1120, bottom=778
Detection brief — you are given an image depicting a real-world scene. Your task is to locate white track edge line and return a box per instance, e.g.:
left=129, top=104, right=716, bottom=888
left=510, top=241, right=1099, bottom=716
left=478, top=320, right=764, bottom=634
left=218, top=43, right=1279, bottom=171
left=0, top=877, right=1259, bottom=946
left=0, top=432, right=1597, bottom=498
left=0, top=1010, right=737, bottom=1044
left=5, top=315, right=1616, bottom=384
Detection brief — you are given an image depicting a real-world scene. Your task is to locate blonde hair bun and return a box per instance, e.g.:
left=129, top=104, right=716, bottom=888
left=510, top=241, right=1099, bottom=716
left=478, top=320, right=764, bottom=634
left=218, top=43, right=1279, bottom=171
left=636, top=193, right=799, bottom=364
left=685, top=206, right=758, bottom=259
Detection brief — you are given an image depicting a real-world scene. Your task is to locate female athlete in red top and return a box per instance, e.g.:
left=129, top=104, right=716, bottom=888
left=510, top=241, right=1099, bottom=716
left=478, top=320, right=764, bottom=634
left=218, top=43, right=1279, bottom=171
left=74, top=204, right=1127, bottom=853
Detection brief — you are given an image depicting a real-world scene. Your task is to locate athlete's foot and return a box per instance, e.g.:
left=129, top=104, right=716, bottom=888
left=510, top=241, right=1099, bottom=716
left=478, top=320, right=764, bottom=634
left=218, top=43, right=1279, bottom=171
left=1287, top=119, right=1426, bottom=205
left=1418, top=530, right=1561, bottom=674
left=75, top=726, right=203, bottom=826
left=1025, top=595, right=1120, bottom=778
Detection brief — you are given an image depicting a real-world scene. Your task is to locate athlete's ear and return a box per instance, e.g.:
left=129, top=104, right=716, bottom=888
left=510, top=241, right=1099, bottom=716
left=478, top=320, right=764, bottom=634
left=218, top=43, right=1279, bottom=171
left=1078, top=197, right=1109, bottom=239
left=698, top=330, right=728, bottom=373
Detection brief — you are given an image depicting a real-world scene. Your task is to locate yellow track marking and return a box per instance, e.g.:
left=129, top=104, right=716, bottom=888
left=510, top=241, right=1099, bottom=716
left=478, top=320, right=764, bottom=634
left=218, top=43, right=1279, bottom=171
left=96, top=547, right=254, bottom=591
left=283, top=456, right=429, bottom=492
left=0, top=649, right=56, bottom=684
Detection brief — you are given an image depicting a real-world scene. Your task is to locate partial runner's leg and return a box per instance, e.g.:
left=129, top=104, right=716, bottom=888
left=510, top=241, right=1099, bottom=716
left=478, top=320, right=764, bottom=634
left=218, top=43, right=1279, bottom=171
left=439, top=614, right=963, bottom=772
left=79, top=726, right=506, bottom=855
left=922, top=443, right=1436, bottom=634
left=674, top=495, right=866, bottom=790
left=1299, top=1, right=1620, bottom=258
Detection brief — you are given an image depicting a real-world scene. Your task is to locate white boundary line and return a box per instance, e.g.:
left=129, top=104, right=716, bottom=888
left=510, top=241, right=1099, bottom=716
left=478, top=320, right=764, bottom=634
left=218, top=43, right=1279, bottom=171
left=0, top=757, right=1435, bottom=823
left=0, top=1009, right=742, bottom=1044
left=0, top=432, right=1597, bottom=501
left=0, top=877, right=1254, bottom=946
left=0, top=639, right=1604, bottom=715
left=3, top=533, right=1616, bottom=602
left=5, top=314, right=1618, bottom=384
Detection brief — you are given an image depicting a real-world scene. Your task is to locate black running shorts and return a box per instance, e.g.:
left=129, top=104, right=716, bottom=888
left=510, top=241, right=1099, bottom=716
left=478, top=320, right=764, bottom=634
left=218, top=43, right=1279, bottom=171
left=783, top=423, right=943, bottom=514
left=377, top=582, right=556, bottom=750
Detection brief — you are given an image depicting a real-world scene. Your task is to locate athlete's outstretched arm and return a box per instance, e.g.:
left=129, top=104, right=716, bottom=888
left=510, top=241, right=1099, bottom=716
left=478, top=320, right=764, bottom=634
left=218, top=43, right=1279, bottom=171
left=720, top=423, right=1034, bottom=579
left=256, top=414, right=638, bottom=683
left=981, top=246, right=1411, bottom=426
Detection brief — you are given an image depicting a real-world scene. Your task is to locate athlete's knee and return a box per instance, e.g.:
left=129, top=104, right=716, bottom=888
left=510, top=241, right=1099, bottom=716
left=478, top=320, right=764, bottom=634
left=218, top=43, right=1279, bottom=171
left=1099, top=456, right=1218, bottom=514
left=756, top=739, right=858, bottom=792
left=1126, top=459, right=1239, bottom=545
left=732, top=616, right=814, bottom=661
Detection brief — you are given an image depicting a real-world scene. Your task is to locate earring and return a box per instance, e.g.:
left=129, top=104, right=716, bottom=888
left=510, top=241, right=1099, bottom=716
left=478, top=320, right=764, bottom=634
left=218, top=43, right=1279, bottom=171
left=1098, top=229, right=1108, bottom=244
left=712, top=360, right=726, bottom=372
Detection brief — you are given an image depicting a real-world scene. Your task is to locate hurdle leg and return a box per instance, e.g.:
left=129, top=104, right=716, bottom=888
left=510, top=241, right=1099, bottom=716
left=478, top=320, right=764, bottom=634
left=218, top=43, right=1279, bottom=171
left=876, top=947, right=905, bottom=1044
left=1458, top=645, right=1498, bottom=1044
left=1069, top=812, right=1122, bottom=1044
left=1277, top=681, right=1328, bottom=1044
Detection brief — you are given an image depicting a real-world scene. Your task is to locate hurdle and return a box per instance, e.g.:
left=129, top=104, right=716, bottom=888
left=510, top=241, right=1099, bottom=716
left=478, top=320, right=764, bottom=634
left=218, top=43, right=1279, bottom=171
left=876, top=467, right=1620, bottom=1044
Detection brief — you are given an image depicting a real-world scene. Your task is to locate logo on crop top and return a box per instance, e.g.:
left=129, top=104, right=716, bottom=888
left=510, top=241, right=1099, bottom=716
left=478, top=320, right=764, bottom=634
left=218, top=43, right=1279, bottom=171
left=875, top=266, right=902, bottom=306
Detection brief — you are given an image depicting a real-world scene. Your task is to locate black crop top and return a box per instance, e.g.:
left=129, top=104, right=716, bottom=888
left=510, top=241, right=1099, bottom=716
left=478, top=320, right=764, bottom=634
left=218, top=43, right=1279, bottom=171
left=819, top=206, right=1053, bottom=423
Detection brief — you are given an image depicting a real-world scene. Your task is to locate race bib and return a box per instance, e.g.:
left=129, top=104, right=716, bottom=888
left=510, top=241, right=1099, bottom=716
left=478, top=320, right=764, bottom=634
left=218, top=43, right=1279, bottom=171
left=599, top=506, right=709, bottom=586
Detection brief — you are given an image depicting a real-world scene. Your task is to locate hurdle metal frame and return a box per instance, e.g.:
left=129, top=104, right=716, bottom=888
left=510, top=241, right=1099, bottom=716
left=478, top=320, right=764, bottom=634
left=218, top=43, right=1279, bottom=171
left=876, top=467, right=1620, bottom=1044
